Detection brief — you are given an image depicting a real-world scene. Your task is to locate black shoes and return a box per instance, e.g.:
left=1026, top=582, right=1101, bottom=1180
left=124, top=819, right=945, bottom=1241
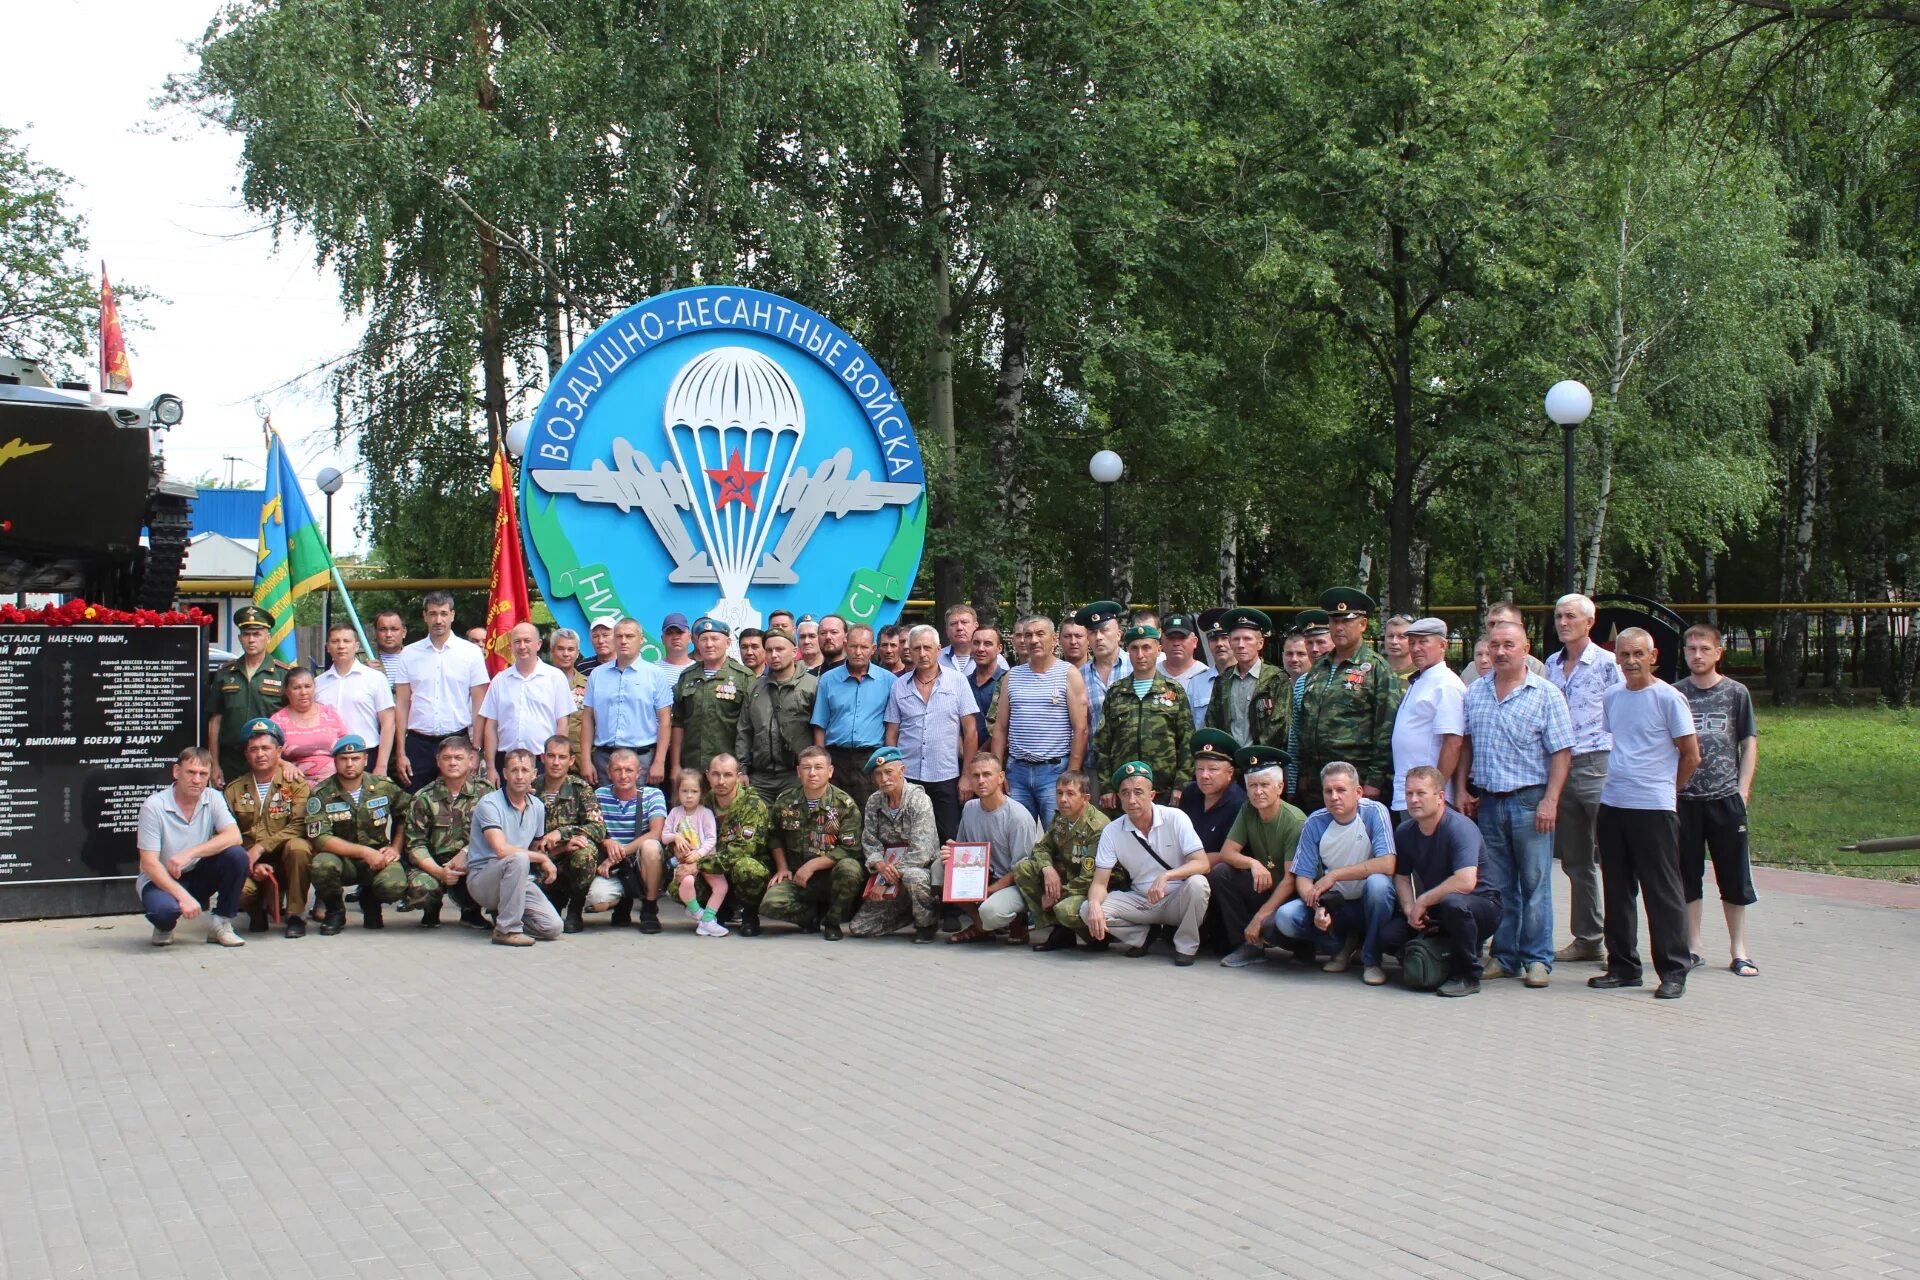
left=1655, top=979, right=1686, bottom=1000
left=608, top=897, right=634, bottom=928
left=563, top=903, right=585, bottom=935
left=458, top=906, right=491, bottom=930
left=283, top=914, right=306, bottom=940
left=637, top=901, right=662, bottom=934
left=1124, top=942, right=1151, bottom=958
left=822, top=919, right=843, bottom=941
left=912, top=925, right=936, bottom=943
left=318, top=896, right=346, bottom=936
left=1588, top=973, right=1644, bottom=989
left=418, top=901, right=442, bottom=929
left=1035, top=928, right=1077, bottom=952
left=1437, top=976, right=1479, bottom=997
left=247, top=909, right=269, bottom=935
left=1173, top=952, right=1197, bottom=967
left=362, top=901, right=385, bottom=930
left=740, top=910, right=762, bottom=937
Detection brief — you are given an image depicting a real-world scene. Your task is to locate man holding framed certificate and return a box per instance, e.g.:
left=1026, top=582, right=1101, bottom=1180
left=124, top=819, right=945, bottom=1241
left=1081, top=761, right=1212, bottom=965
left=941, top=754, right=1040, bottom=944
left=847, top=747, right=942, bottom=942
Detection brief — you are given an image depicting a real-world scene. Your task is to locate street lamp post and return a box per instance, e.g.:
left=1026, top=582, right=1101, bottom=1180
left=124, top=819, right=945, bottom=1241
left=315, top=465, right=345, bottom=642
left=1089, top=449, right=1124, bottom=601
left=1545, top=381, right=1593, bottom=596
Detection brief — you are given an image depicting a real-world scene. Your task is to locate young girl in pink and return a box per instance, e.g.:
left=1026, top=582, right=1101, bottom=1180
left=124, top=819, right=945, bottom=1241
left=663, top=770, right=727, bottom=936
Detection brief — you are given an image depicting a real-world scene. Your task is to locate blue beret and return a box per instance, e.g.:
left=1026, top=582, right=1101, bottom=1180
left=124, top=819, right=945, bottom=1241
left=690, top=616, right=730, bottom=637
left=241, top=717, right=283, bottom=744
left=329, top=735, right=368, bottom=757
left=863, top=745, right=905, bottom=774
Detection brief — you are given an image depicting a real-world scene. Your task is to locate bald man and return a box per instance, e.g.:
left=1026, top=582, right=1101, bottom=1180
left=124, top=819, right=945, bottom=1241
left=478, top=623, right=575, bottom=786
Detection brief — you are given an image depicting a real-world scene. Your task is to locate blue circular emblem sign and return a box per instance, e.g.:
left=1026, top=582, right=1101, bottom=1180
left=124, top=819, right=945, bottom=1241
left=521, top=287, right=927, bottom=641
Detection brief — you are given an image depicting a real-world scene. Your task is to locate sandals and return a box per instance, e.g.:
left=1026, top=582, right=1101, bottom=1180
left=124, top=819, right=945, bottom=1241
left=1729, top=957, right=1758, bottom=977
left=946, top=924, right=989, bottom=944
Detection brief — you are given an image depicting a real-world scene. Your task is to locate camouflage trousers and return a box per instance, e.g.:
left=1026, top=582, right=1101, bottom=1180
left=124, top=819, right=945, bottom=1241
left=758, top=859, right=863, bottom=928
left=238, top=837, right=314, bottom=915
left=402, top=864, right=477, bottom=910
left=723, top=852, right=771, bottom=910
left=310, top=851, right=407, bottom=904
left=1011, top=857, right=1097, bottom=935
left=538, top=845, right=598, bottom=909
left=845, top=867, right=937, bottom=936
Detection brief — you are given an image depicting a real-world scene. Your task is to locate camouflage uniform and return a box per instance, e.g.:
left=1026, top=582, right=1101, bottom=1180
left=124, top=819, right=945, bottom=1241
left=404, top=775, right=493, bottom=907
left=1288, top=642, right=1401, bottom=811
left=1012, top=805, right=1123, bottom=936
left=735, top=668, right=818, bottom=805
left=225, top=771, right=313, bottom=917
left=1094, top=673, right=1194, bottom=801
left=537, top=773, right=607, bottom=903
left=210, top=656, right=294, bottom=782
left=712, top=785, right=773, bottom=909
left=672, top=658, right=756, bottom=776
left=562, top=666, right=589, bottom=767
left=306, top=774, right=409, bottom=904
left=846, top=782, right=941, bottom=937
left=1204, top=661, right=1291, bottom=753
left=758, top=784, right=865, bottom=927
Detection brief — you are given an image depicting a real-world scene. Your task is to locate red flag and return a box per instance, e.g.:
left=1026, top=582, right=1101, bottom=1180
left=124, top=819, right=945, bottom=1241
left=99, top=264, right=132, bottom=392
left=484, top=445, right=532, bottom=675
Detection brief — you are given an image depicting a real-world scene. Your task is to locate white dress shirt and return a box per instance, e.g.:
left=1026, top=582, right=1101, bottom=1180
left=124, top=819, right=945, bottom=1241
left=315, top=660, right=396, bottom=746
left=395, top=634, right=489, bottom=735
left=479, top=661, right=576, bottom=755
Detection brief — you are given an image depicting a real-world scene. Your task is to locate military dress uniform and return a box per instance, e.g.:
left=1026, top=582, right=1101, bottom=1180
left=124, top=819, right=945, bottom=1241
left=1012, top=803, right=1119, bottom=944
left=537, top=774, right=608, bottom=917
left=1288, top=590, right=1402, bottom=812
left=403, top=775, right=492, bottom=924
left=1094, top=669, right=1193, bottom=804
left=712, top=785, right=774, bottom=928
left=673, top=655, right=756, bottom=777
left=307, top=770, right=410, bottom=927
left=225, top=767, right=313, bottom=930
left=758, top=784, right=865, bottom=934
left=210, top=608, right=295, bottom=782
left=736, top=667, right=818, bottom=805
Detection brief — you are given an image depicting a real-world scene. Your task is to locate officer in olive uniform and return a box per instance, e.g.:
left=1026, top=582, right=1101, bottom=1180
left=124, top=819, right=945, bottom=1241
left=207, top=605, right=295, bottom=785
left=224, top=718, right=314, bottom=938
left=534, top=735, right=608, bottom=933
left=1204, top=607, right=1291, bottom=750
left=306, top=735, right=410, bottom=934
left=1198, top=607, right=1232, bottom=673
left=735, top=630, right=819, bottom=805
left=1288, top=588, right=1401, bottom=813
left=402, top=735, right=492, bottom=929
left=706, top=754, right=773, bottom=935
left=1094, top=624, right=1193, bottom=806
left=757, top=750, right=865, bottom=939
left=670, top=617, right=757, bottom=779
left=1012, top=769, right=1119, bottom=951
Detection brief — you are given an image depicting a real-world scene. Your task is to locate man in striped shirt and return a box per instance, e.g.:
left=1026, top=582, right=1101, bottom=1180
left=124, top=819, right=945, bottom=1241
left=593, top=748, right=667, bottom=931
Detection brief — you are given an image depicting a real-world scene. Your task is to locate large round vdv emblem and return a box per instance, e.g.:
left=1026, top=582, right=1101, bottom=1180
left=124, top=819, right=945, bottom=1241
left=521, top=287, right=927, bottom=638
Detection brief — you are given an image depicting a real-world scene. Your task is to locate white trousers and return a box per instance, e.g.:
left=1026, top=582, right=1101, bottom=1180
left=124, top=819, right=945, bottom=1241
left=468, top=853, right=562, bottom=939
left=1082, top=879, right=1212, bottom=956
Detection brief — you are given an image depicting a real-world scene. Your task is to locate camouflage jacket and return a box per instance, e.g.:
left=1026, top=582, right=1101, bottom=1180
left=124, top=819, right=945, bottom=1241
left=538, top=774, right=607, bottom=844
left=223, top=771, right=310, bottom=855
left=405, top=776, right=493, bottom=865
left=735, top=668, right=818, bottom=784
left=1094, top=673, right=1194, bottom=794
left=1288, top=642, right=1402, bottom=794
left=673, top=658, right=755, bottom=773
left=711, top=785, right=772, bottom=865
left=769, top=784, right=863, bottom=869
left=859, top=783, right=939, bottom=871
left=307, top=773, right=407, bottom=852
left=1028, top=804, right=1125, bottom=894
left=1204, top=660, right=1292, bottom=750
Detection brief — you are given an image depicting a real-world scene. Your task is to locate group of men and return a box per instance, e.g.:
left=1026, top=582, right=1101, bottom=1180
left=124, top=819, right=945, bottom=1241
left=174, top=587, right=1757, bottom=996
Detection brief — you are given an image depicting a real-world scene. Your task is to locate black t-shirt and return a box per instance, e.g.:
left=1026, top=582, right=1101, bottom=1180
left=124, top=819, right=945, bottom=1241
left=1178, top=780, right=1247, bottom=853
left=1392, top=808, right=1499, bottom=904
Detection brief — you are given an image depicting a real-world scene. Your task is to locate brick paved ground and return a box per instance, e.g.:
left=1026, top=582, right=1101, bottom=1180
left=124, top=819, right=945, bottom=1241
left=1, top=880, right=1915, bottom=1280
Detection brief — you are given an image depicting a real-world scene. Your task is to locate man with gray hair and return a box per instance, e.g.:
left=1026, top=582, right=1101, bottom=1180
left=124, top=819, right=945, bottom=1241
left=1545, top=592, right=1622, bottom=964
left=1391, top=617, right=1467, bottom=821
left=1215, top=745, right=1309, bottom=968
left=885, top=623, right=977, bottom=841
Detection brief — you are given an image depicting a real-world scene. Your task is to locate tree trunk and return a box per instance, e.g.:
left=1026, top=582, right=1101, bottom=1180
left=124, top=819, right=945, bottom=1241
left=1387, top=222, right=1416, bottom=615
left=1702, top=544, right=1718, bottom=630
left=1767, top=420, right=1819, bottom=706
left=971, top=315, right=1030, bottom=627
left=473, top=16, right=507, bottom=459
left=1583, top=211, right=1633, bottom=595
left=910, top=21, right=961, bottom=622
left=1407, top=537, right=1428, bottom=613
left=539, top=225, right=566, bottom=380
left=1861, top=414, right=1893, bottom=695
left=1217, top=509, right=1238, bottom=607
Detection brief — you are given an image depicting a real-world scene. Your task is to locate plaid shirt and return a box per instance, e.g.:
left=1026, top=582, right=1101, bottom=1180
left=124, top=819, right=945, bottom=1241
left=1464, top=670, right=1574, bottom=792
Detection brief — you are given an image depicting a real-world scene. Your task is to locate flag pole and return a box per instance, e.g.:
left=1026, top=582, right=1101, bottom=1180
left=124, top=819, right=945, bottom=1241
left=330, top=563, right=376, bottom=662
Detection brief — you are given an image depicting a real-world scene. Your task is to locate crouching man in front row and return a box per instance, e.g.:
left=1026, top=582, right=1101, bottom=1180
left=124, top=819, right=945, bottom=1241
left=1269, top=761, right=1397, bottom=984
left=1082, top=762, right=1212, bottom=965
left=137, top=747, right=246, bottom=947
left=466, top=748, right=563, bottom=947
left=1378, top=765, right=1502, bottom=997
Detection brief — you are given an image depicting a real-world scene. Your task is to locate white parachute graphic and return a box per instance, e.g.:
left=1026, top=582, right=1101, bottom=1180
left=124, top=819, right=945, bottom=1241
left=663, top=345, right=806, bottom=633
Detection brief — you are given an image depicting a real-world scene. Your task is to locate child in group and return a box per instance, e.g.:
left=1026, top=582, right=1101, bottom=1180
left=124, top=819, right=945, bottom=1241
left=663, top=769, right=728, bottom=936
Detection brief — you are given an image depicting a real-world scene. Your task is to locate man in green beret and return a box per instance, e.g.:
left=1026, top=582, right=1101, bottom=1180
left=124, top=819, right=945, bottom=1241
left=206, top=605, right=294, bottom=787
left=1288, top=588, right=1401, bottom=813
left=305, top=736, right=410, bottom=934
left=1204, top=607, right=1290, bottom=754
left=1216, top=745, right=1310, bottom=967
left=1094, top=624, right=1193, bottom=808
left=1011, top=770, right=1116, bottom=950
left=1083, top=761, right=1212, bottom=965
left=668, top=617, right=756, bottom=780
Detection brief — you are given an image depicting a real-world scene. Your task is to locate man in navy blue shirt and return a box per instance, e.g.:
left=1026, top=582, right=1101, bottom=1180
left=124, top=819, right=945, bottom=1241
left=1379, top=765, right=1502, bottom=996
left=1178, top=730, right=1246, bottom=852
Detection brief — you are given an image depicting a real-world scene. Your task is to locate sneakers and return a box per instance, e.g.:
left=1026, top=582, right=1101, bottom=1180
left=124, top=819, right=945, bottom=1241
left=1554, top=940, right=1604, bottom=963
left=1437, top=976, right=1480, bottom=997
left=1523, top=962, right=1551, bottom=988
left=205, top=919, right=246, bottom=948
left=1482, top=957, right=1514, bottom=979
left=458, top=906, right=491, bottom=931
left=283, top=914, right=307, bottom=939
left=1322, top=938, right=1358, bottom=973
left=696, top=917, right=730, bottom=937
left=1362, top=964, right=1387, bottom=986
left=1220, top=943, right=1267, bottom=968
left=151, top=926, right=175, bottom=947
left=491, top=929, right=536, bottom=947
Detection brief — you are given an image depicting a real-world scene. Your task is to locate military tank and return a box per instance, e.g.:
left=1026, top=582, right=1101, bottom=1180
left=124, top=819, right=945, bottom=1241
left=0, top=356, right=194, bottom=609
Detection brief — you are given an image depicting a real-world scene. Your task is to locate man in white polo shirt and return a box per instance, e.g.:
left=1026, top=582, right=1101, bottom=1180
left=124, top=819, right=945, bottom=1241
left=479, top=622, right=574, bottom=785
left=1390, top=616, right=1466, bottom=820
left=1081, top=761, right=1212, bottom=965
left=392, top=590, right=489, bottom=793
left=315, top=621, right=396, bottom=776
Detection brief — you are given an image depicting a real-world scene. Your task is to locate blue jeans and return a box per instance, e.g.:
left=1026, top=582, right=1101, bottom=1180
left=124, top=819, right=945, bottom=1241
left=1007, top=757, right=1065, bottom=828
left=1476, top=786, right=1554, bottom=971
left=142, top=847, right=249, bottom=931
left=1272, top=873, right=1395, bottom=966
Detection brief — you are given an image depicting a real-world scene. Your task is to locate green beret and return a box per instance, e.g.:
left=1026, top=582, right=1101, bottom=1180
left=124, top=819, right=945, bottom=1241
left=1292, top=608, right=1330, bottom=637
left=1110, top=760, right=1155, bottom=789
left=1073, top=600, right=1125, bottom=628
left=1190, top=729, right=1240, bottom=763
left=863, top=745, right=904, bottom=774
left=1221, top=606, right=1272, bottom=636
left=1319, top=588, right=1377, bottom=619
left=1121, top=624, right=1161, bottom=645
left=233, top=604, right=273, bottom=630
left=1234, top=744, right=1293, bottom=774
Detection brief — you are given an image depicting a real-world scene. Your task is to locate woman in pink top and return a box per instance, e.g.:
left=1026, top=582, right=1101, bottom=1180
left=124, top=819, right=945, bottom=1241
left=271, top=668, right=349, bottom=785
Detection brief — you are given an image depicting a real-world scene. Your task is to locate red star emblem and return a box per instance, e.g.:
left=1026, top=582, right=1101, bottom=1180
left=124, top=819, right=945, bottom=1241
left=705, top=449, right=767, bottom=510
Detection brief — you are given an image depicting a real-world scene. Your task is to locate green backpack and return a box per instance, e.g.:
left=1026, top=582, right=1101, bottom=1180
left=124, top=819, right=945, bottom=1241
left=1400, top=938, right=1449, bottom=991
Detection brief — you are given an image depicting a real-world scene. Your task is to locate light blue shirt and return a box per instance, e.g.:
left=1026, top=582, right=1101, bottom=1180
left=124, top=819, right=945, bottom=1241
left=811, top=664, right=897, bottom=747
left=1464, top=671, right=1576, bottom=793
left=1159, top=659, right=1215, bottom=729
left=584, top=658, right=673, bottom=748
left=1599, top=682, right=1697, bottom=811
left=1546, top=641, right=1623, bottom=755
left=467, top=788, right=547, bottom=876
left=135, top=786, right=237, bottom=897
left=885, top=667, right=974, bottom=783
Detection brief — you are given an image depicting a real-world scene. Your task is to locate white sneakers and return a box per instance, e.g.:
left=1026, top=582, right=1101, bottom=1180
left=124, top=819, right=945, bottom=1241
left=204, top=918, right=246, bottom=948
left=696, top=917, right=730, bottom=937
left=151, top=927, right=174, bottom=947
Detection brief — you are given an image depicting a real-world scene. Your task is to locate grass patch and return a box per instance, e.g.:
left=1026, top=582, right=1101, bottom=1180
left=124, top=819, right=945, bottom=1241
left=1749, top=704, right=1920, bottom=881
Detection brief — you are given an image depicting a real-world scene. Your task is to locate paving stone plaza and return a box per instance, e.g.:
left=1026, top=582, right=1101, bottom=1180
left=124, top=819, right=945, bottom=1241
left=1, top=873, right=1915, bottom=1280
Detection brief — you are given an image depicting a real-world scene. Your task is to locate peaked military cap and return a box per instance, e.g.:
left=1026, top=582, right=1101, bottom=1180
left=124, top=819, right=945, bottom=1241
left=1197, top=607, right=1229, bottom=636
left=1161, top=613, right=1198, bottom=636
left=690, top=616, right=730, bottom=637
left=863, top=745, right=904, bottom=774
left=1292, top=608, right=1331, bottom=637
left=1121, top=623, right=1161, bottom=645
left=1234, top=744, right=1293, bottom=774
left=1221, top=606, right=1272, bottom=636
left=1073, top=600, right=1125, bottom=628
left=233, top=604, right=273, bottom=630
left=241, top=717, right=283, bottom=744
left=1110, top=760, right=1155, bottom=788
left=1190, top=728, right=1240, bottom=764
left=329, top=735, right=369, bottom=757
left=1320, top=588, right=1377, bottom=619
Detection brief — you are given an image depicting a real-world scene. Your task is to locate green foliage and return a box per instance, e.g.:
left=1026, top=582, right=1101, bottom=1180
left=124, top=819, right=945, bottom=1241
left=0, top=126, right=110, bottom=374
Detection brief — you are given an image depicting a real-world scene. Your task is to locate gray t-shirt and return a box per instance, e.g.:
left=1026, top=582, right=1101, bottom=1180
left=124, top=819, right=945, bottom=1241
left=1599, top=682, right=1697, bottom=811
left=956, top=795, right=1040, bottom=879
left=468, top=788, right=548, bottom=877
left=136, top=787, right=237, bottom=896
left=1677, top=676, right=1757, bottom=801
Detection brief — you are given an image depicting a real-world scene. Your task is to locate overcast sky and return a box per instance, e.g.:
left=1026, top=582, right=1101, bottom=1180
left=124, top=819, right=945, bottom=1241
left=2, top=0, right=372, bottom=551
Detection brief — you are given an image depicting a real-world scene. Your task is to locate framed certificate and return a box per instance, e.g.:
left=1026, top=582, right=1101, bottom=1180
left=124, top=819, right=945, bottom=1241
left=942, top=842, right=992, bottom=903
left=865, top=846, right=907, bottom=901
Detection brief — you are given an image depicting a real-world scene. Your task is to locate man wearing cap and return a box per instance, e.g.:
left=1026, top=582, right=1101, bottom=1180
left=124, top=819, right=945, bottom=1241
left=224, top=718, right=315, bottom=938
left=989, top=615, right=1087, bottom=829
left=669, top=617, right=757, bottom=780
left=1074, top=601, right=1127, bottom=781
left=1094, top=624, right=1193, bottom=808
left=466, top=748, right=563, bottom=946
left=392, top=591, right=489, bottom=794
left=580, top=617, right=673, bottom=788
left=1177, top=728, right=1247, bottom=856
left=846, top=746, right=941, bottom=941
left=1197, top=608, right=1232, bottom=673
left=478, top=622, right=575, bottom=785
left=758, top=746, right=865, bottom=939
left=1204, top=607, right=1289, bottom=753
left=1545, top=592, right=1624, bottom=965
left=1269, top=761, right=1399, bottom=984
left=885, top=624, right=978, bottom=842
left=654, top=613, right=695, bottom=677
left=1213, top=744, right=1309, bottom=965
left=1391, top=617, right=1468, bottom=822
left=1378, top=765, right=1501, bottom=996
left=1157, top=613, right=1215, bottom=730
left=578, top=616, right=617, bottom=675
left=316, top=622, right=396, bottom=777
left=206, top=604, right=294, bottom=787
left=737, top=629, right=818, bottom=806
left=1082, top=761, right=1212, bottom=964
left=704, top=753, right=771, bottom=935
left=1010, top=769, right=1114, bottom=951
left=533, top=734, right=607, bottom=933
left=402, top=734, right=493, bottom=930
left=305, top=735, right=410, bottom=934
left=1289, top=589, right=1401, bottom=814
left=137, top=748, right=247, bottom=948
left=812, top=623, right=897, bottom=812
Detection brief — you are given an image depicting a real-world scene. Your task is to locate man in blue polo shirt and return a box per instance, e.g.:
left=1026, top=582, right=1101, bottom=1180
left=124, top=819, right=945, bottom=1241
left=811, top=623, right=896, bottom=811
left=1270, top=761, right=1397, bottom=984
left=137, top=747, right=247, bottom=947
left=581, top=617, right=672, bottom=787
left=467, top=749, right=562, bottom=946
